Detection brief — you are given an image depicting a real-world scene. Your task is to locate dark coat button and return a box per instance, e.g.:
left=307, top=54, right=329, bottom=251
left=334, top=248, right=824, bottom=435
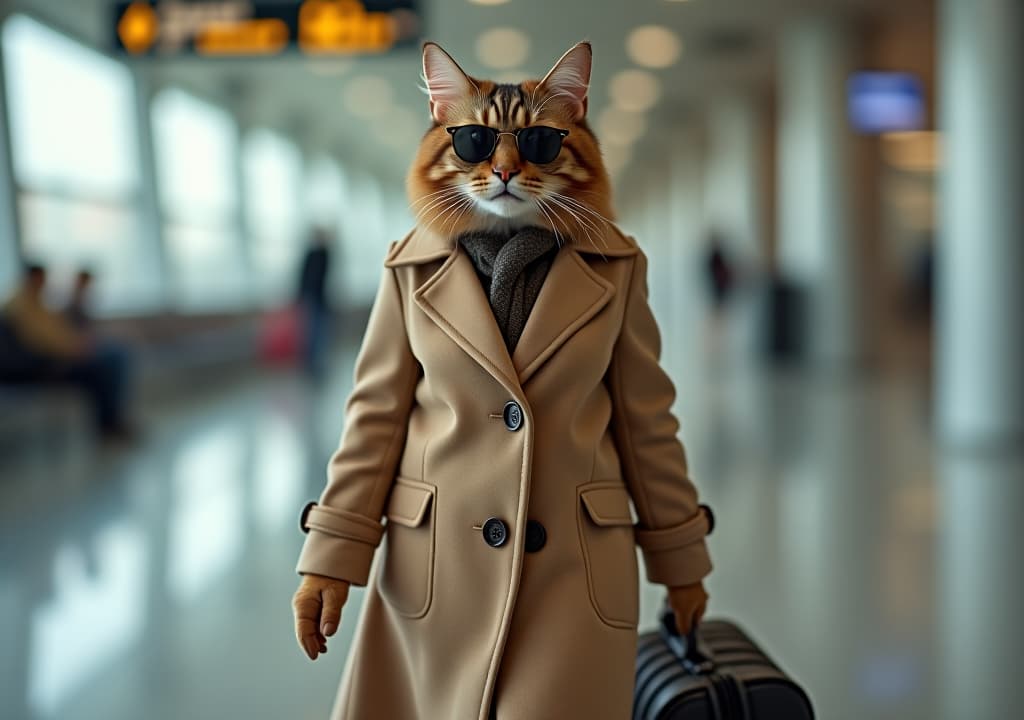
left=300, top=501, right=316, bottom=534
left=482, top=517, right=508, bottom=548
left=524, top=520, right=546, bottom=553
left=503, top=401, right=524, bottom=431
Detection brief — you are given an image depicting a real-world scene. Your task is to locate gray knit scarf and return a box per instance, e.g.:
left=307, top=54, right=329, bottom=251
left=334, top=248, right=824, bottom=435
left=458, top=225, right=560, bottom=352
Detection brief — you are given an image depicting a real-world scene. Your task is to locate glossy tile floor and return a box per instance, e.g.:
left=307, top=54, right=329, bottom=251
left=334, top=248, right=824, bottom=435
left=1, top=342, right=1021, bottom=720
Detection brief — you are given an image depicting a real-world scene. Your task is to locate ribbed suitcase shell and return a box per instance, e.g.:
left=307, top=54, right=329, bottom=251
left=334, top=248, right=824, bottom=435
left=634, top=619, right=814, bottom=720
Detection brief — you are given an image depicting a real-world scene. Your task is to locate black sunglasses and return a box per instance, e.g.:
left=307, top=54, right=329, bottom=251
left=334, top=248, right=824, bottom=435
left=445, top=125, right=570, bottom=165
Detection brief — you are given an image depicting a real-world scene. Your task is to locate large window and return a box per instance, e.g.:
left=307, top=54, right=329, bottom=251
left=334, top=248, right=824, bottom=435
left=152, top=88, right=246, bottom=310
left=305, top=154, right=343, bottom=232
left=304, top=155, right=346, bottom=306
left=341, top=171, right=389, bottom=305
left=242, top=128, right=304, bottom=305
left=2, top=14, right=158, bottom=313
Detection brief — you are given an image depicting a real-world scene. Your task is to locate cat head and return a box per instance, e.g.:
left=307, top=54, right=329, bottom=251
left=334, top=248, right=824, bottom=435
left=408, top=41, right=613, bottom=243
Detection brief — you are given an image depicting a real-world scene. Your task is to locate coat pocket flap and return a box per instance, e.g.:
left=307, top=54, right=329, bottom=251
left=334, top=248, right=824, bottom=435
left=385, top=479, right=434, bottom=528
left=580, top=485, right=634, bottom=527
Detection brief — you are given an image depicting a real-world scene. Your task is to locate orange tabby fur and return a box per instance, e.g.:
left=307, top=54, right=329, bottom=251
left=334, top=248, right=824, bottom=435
left=408, top=42, right=615, bottom=251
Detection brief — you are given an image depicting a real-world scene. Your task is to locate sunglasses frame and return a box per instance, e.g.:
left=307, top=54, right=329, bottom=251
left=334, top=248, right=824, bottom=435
left=445, top=125, right=570, bottom=164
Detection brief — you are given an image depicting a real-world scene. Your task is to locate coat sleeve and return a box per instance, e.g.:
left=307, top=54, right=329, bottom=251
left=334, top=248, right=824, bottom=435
left=608, top=250, right=713, bottom=588
left=296, top=258, right=419, bottom=586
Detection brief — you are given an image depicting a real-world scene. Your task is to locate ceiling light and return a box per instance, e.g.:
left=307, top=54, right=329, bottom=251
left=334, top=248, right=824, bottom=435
left=881, top=131, right=941, bottom=172
left=344, top=76, right=394, bottom=117
left=626, top=25, right=683, bottom=69
left=609, top=69, right=662, bottom=112
left=597, top=107, right=646, bottom=146
left=468, top=0, right=511, bottom=4
left=476, top=28, right=530, bottom=69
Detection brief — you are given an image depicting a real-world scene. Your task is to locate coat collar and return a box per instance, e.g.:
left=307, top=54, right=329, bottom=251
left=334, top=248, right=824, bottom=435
left=385, top=222, right=638, bottom=268
left=402, top=222, right=636, bottom=393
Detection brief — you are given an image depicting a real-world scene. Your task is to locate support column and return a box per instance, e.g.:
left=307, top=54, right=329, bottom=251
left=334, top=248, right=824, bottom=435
left=705, top=92, right=769, bottom=362
left=131, top=67, right=169, bottom=309
left=937, top=0, right=1024, bottom=444
left=233, top=118, right=255, bottom=307
left=704, top=92, right=766, bottom=267
left=0, top=8, right=23, bottom=296
left=666, top=125, right=709, bottom=396
left=776, top=16, right=863, bottom=365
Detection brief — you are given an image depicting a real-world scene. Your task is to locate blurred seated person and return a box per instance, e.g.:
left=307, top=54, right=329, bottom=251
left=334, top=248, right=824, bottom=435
left=1, top=264, right=134, bottom=440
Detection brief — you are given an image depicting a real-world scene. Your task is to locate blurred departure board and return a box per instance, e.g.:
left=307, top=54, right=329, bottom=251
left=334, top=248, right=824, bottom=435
left=113, top=0, right=420, bottom=57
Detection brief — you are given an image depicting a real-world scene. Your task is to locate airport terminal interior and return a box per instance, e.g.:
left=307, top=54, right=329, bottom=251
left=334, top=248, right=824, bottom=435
left=0, top=0, right=1021, bottom=718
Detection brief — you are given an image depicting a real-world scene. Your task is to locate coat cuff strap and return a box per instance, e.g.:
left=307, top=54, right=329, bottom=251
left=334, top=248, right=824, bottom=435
left=300, top=502, right=385, bottom=545
left=295, top=502, right=386, bottom=587
left=296, top=532, right=378, bottom=587
left=634, top=504, right=714, bottom=552
left=641, top=539, right=713, bottom=587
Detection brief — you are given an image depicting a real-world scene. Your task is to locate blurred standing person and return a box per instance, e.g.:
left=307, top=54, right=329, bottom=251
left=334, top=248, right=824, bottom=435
left=296, top=228, right=333, bottom=380
left=704, top=228, right=735, bottom=315
left=1, top=264, right=134, bottom=440
left=700, top=229, right=737, bottom=368
left=65, top=268, right=95, bottom=330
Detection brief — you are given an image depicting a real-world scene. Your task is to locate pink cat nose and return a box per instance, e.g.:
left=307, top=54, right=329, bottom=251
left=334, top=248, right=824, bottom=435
left=493, top=168, right=521, bottom=184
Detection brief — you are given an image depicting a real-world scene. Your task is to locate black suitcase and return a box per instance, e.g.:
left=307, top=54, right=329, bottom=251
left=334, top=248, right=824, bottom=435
left=633, top=609, right=814, bottom=720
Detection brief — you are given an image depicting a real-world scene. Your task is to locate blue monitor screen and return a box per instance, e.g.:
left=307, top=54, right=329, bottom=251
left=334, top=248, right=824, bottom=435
left=848, top=72, right=925, bottom=134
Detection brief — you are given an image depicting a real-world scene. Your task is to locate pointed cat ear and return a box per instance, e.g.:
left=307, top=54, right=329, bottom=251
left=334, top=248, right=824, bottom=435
left=422, top=42, right=476, bottom=124
left=536, top=41, right=592, bottom=121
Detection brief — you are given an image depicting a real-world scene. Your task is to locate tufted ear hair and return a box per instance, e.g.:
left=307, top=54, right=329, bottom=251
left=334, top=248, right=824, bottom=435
left=536, top=41, right=592, bottom=121
left=422, top=42, right=477, bottom=124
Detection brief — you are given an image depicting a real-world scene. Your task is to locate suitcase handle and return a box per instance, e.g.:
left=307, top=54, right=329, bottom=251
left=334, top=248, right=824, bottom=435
left=659, top=607, right=715, bottom=675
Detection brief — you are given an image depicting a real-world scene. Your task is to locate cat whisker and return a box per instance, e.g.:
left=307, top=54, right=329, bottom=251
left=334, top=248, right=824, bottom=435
left=434, top=195, right=475, bottom=234
left=547, top=190, right=615, bottom=227
left=533, top=199, right=564, bottom=248
left=544, top=195, right=603, bottom=258
left=545, top=191, right=614, bottom=250
left=413, top=189, right=469, bottom=219
left=410, top=184, right=460, bottom=201
left=417, top=193, right=467, bottom=236
left=411, top=195, right=463, bottom=219
left=542, top=200, right=575, bottom=250
left=545, top=192, right=603, bottom=231
left=545, top=195, right=602, bottom=242
left=444, top=197, right=476, bottom=233
left=409, top=185, right=464, bottom=209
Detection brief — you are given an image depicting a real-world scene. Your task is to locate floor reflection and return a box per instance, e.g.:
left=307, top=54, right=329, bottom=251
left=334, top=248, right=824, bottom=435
left=0, top=352, right=1021, bottom=719
left=0, top=368, right=347, bottom=720
left=28, top=521, right=147, bottom=717
left=167, top=424, right=247, bottom=604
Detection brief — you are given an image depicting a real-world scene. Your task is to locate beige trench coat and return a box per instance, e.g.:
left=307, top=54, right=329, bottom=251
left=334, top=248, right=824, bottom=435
left=296, top=222, right=713, bottom=720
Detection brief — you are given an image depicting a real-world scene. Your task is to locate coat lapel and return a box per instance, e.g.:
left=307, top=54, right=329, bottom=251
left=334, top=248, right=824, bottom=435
left=396, top=223, right=635, bottom=392
left=512, top=247, right=615, bottom=385
left=413, top=248, right=522, bottom=393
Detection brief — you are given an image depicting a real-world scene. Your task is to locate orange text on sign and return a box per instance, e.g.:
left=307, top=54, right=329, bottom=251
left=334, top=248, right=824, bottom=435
left=195, top=18, right=290, bottom=55
left=298, top=0, right=396, bottom=55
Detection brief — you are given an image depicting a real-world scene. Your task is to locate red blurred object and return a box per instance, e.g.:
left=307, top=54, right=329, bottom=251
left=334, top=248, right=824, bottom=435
left=260, top=305, right=304, bottom=365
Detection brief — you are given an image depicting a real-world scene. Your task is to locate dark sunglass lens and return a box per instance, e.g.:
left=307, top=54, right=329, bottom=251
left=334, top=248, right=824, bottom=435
left=518, top=127, right=564, bottom=164
left=452, top=126, right=495, bottom=163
